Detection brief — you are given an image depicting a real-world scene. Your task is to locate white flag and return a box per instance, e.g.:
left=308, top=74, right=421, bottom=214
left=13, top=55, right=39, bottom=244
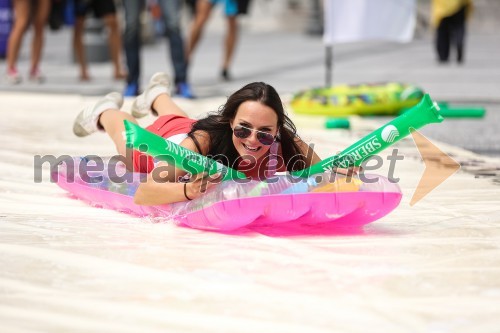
left=323, top=0, right=416, bottom=45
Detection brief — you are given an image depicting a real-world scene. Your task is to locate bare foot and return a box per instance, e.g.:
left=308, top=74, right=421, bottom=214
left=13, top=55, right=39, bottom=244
left=114, top=71, right=127, bottom=81
left=80, top=73, right=91, bottom=81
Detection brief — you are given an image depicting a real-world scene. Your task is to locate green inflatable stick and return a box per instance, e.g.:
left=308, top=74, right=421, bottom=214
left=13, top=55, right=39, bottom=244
left=124, top=120, right=246, bottom=181
left=325, top=118, right=351, bottom=129
left=291, top=94, right=443, bottom=178
left=435, top=106, right=485, bottom=118
left=400, top=101, right=486, bottom=118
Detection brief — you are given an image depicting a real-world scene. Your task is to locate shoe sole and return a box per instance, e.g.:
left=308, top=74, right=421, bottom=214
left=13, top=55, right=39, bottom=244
left=73, top=111, right=89, bottom=137
left=73, top=92, right=124, bottom=137
left=131, top=72, right=170, bottom=118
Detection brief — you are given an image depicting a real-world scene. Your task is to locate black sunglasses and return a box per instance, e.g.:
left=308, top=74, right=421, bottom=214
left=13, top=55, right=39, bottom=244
left=233, top=125, right=277, bottom=146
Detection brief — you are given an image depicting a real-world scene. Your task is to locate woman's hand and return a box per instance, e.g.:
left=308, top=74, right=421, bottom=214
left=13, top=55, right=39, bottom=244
left=332, top=166, right=363, bottom=177
left=183, top=172, right=223, bottom=201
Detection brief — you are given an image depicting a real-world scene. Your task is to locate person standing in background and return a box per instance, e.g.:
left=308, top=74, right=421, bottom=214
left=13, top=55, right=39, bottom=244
left=157, top=0, right=194, bottom=98
left=5, top=0, right=51, bottom=84
left=122, top=0, right=144, bottom=96
left=431, top=0, right=473, bottom=64
left=73, top=0, right=126, bottom=81
left=122, top=0, right=194, bottom=98
left=187, top=0, right=252, bottom=81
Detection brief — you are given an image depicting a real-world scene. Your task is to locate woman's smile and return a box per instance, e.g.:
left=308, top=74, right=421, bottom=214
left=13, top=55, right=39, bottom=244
left=242, top=142, right=261, bottom=152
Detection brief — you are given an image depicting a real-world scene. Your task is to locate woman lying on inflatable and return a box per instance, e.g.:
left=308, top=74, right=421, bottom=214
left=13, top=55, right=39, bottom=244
left=70, top=73, right=442, bottom=231
left=74, top=72, right=348, bottom=204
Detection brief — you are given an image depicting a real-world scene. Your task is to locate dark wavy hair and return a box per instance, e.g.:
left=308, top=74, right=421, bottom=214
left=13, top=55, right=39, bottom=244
left=188, top=82, right=307, bottom=171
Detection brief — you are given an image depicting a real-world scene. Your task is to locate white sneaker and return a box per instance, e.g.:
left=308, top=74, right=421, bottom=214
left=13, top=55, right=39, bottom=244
left=73, top=92, right=124, bottom=137
left=131, top=72, right=170, bottom=118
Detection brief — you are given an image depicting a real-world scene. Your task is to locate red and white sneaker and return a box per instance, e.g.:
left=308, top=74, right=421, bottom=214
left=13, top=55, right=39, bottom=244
left=29, top=68, right=46, bottom=83
left=6, top=68, right=22, bottom=84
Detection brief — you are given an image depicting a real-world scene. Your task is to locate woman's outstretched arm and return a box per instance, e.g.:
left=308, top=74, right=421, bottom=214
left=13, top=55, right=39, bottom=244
left=134, top=132, right=215, bottom=205
left=134, top=166, right=187, bottom=205
left=134, top=162, right=222, bottom=205
left=295, top=137, right=322, bottom=167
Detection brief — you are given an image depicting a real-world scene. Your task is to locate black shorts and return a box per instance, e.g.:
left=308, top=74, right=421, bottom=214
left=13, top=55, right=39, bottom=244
left=237, top=0, right=251, bottom=15
left=75, top=0, right=116, bottom=18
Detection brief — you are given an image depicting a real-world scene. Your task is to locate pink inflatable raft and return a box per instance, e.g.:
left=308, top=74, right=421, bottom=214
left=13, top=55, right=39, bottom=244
left=52, top=157, right=402, bottom=231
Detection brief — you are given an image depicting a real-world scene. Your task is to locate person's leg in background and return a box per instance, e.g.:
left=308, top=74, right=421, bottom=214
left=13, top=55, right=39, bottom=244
left=73, top=0, right=90, bottom=80
left=29, top=0, right=51, bottom=82
left=186, top=0, right=213, bottom=65
left=97, top=0, right=126, bottom=80
left=158, top=0, right=194, bottom=98
left=221, top=12, right=237, bottom=80
left=6, top=0, right=31, bottom=83
left=451, top=5, right=467, bottom=64
left=436, top=15, right=451, bottom=63
left=122, top=0, right=144, bottom=96
left=221, top=0, right=253, bottom=80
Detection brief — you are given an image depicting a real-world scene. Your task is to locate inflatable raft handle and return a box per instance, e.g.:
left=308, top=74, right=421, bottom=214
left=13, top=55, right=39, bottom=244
left=292, top=94, right=443, bottom=178
left=124, top=121, right=247, bottom=181
left=325, top=118, right=350, bottom=129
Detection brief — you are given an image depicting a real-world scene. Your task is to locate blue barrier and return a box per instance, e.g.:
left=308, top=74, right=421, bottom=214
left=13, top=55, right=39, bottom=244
left=0, top=0, right=12, bottom=58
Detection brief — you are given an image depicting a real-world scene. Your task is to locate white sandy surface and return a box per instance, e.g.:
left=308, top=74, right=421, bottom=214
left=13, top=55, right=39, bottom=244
left=1, top=92, right=500, bottom=333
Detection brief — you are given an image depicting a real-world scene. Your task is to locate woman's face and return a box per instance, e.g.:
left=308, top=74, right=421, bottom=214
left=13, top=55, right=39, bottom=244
left=230, top=101, right=279, bottom=165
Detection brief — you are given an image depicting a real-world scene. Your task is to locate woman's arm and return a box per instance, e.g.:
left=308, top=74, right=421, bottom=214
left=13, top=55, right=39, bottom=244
left=135, top=165, right=222, bottom=205
left=134, top=131, right=215, bottom=205
left=134, top=167, right=187, bottom=205
left=295, top=137, right=322, bottom=166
